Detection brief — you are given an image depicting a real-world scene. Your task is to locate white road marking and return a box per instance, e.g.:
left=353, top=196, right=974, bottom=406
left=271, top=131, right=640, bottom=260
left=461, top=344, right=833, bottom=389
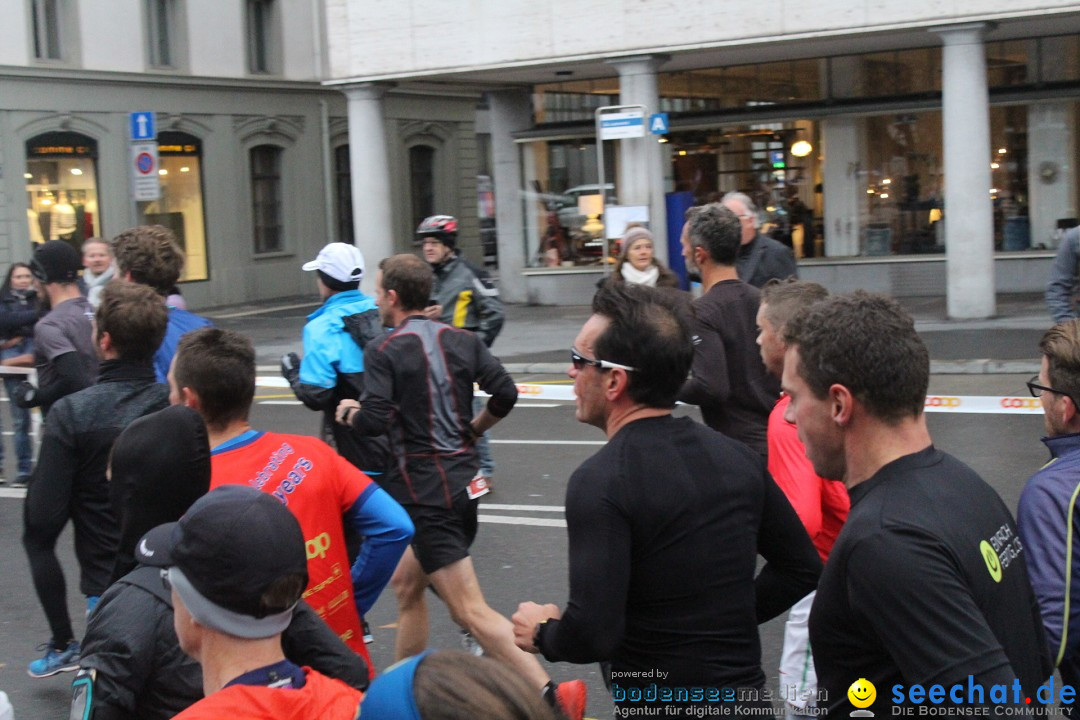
left=481, top=503, right=564, bottom=512
left=478, top=515, right=566, bottom=528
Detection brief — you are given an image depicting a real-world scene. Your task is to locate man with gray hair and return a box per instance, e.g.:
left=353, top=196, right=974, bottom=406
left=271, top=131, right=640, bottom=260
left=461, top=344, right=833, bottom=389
left=721, top=191, right=798, bottom=288
left=678, top=204, right=778, bottom=456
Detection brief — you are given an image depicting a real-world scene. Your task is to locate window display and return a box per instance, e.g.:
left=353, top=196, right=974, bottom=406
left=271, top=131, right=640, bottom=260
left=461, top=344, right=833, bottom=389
left=137, top=132, right=209, bottom=281
left=25, top=132, right=101, bottom=251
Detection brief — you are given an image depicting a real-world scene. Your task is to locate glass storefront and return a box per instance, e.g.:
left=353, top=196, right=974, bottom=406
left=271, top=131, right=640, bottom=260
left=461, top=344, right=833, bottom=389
left=521, top=35, right=1080, bottom=266
left=137, top=132, right=209, bottom=282
left=25, top=132, right=101, bottom=249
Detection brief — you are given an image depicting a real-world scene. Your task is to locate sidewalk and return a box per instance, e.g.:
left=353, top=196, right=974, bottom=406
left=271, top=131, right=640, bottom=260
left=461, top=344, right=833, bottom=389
left=202, top=292, right=1055, bottom=376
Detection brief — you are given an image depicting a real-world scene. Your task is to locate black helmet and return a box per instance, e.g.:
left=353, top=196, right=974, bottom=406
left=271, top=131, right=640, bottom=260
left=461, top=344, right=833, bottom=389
left=416, top=215, right=458, bottom=249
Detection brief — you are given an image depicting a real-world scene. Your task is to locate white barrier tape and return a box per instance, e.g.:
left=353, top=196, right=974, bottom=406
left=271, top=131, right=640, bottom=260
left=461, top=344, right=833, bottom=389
left=254, top=378, right=1043, bottom=416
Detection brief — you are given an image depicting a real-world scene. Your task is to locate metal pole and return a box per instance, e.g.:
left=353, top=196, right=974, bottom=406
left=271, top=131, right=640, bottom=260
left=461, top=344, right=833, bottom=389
left=593, top=104, right=647, bottom=277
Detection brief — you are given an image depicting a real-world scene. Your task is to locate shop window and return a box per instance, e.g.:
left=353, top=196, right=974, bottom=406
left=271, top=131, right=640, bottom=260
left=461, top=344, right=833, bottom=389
left=137, top=132, right=208, bottom=281
left=30, top=0, right=63, bottom=61
left=250, top=145, right=283, bottom=254
left=334, top=144, right=353, bottom=244
left=409, top=145, right=435, bottom=231
left=519, top=137, right=618, bottom=267
left=24, top=132, right=101, bottom=249
left=246, top=0, right=277, bottom=74
left=146, top=0, right=177, bottom=68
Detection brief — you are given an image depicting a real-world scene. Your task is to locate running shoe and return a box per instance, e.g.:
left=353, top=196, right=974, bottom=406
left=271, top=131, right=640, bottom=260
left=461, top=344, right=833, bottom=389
left=86, top=596, right=100, bottom=617
left=27, top=640, right=80, bottom=678
left=362, top=618, right=374, bottom=644
left=11, top=476, right=28, bottom=489
left=555, top=680, right=587, bottom=720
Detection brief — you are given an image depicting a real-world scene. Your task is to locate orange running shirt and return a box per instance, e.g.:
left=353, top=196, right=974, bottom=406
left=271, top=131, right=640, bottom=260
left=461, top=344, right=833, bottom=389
left=211, top=431, right=375, bottom=669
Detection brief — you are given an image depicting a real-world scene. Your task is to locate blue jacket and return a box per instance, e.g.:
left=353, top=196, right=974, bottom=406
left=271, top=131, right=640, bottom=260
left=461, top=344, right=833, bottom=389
left=154, top=308, right=213, bottom=383
left=288, top=290, right=388, bottom=475
left=1017, top=432, right=1080, bottom=674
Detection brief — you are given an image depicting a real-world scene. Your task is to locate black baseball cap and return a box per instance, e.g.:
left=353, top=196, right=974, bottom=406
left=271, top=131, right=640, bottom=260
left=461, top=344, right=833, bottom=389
left=30, top=240, right=82, bottom=284
left=136, top=485, right=308, bottom=639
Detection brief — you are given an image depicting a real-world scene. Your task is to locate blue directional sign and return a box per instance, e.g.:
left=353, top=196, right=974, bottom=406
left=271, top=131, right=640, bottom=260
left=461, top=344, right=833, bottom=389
left=649, top=113, right=669, bottom=135
left=130, top=112, right=156, bottom=141
left=599, top=111, right=645, bottom=140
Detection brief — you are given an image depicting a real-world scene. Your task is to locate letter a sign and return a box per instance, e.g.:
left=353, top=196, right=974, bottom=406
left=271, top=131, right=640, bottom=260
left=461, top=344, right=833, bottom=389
left=649, top=113, right=669, bottom=135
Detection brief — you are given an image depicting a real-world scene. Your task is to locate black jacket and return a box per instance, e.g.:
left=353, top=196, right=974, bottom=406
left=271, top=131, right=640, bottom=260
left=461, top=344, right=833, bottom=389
left=78, top=566, right=369, bottom=720
left=25, top=360, right=170, bottom=596
left=0, top=287, right=38, bottom=340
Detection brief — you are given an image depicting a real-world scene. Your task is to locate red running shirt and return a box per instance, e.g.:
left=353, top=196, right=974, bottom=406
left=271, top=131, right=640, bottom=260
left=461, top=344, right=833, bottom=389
left=211, top=432, right=374, bottom=672
left=767, top=395, right=850, bottom=564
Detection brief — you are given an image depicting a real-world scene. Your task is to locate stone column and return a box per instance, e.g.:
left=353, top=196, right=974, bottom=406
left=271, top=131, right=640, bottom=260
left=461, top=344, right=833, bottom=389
left=933, top=23, right=995, bottom=319
left=339, top=82, right=394, bottom=293
left=487, top=90, right=534, bottom=303
left=607, top=55, right=669, bottom=262
left=821, top=117, right=866, bottom=258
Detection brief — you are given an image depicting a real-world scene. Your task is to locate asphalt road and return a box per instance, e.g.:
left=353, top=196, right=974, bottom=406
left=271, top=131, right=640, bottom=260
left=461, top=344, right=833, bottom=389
left=0, top=372, right=1050, bottom=720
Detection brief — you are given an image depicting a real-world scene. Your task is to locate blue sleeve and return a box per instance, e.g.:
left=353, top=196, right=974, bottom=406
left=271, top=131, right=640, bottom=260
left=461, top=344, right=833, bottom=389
left=299, top=321, right=339, bottom=389
left=344, top=485, right=414, bottom=616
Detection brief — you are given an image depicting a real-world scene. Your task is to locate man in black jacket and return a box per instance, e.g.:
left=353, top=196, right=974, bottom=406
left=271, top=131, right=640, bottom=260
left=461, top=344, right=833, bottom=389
left=23, top=281, right=170, bottom=678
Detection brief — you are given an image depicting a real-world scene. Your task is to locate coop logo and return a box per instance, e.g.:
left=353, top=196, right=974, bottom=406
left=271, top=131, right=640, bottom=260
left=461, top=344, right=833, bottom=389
left=925, top=396, right=962, bottom=409
left=306, top=532, right=331, bottom=560
left=1000, top=398, right=1041, bottom=410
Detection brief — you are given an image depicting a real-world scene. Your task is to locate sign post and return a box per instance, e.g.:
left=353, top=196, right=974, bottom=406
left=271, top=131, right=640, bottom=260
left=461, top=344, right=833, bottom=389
left=129, top=112, right=160, bottom=206
left=594, top=105, right=648, bottom=275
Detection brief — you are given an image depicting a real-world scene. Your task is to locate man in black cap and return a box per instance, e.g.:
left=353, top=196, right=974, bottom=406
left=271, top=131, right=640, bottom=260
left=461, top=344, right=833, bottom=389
left=13, top=239, right=99, bottom=417
left=135, top=485, right=363, bottom=720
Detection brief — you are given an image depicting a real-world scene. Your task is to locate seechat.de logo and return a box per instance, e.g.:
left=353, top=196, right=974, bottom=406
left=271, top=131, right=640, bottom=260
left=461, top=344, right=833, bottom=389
left=1000, top=398, right=1041, bottom=410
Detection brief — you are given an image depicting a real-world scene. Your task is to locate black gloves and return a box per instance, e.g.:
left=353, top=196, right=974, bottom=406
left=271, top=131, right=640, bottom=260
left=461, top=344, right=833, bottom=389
left=12, top=380, right=37, bottom=408
left=280, top=352, right=301, bottom=384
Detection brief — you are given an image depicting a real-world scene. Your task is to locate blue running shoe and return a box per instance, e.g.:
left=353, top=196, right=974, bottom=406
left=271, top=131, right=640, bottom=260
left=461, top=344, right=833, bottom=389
left=86, top=596, right=99, bottom=617
left=27, top=640, right=80, bottom=678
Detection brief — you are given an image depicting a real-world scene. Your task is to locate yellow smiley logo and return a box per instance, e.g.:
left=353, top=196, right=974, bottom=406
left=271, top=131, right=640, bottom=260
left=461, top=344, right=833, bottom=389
left=980, top=540, right=1002, bottom=583
left=848, top=678, right=876, bottom=708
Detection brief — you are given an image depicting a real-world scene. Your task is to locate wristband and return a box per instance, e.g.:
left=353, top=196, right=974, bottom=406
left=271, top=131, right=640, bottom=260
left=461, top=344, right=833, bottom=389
left=533, top=619, right=548, bottom=649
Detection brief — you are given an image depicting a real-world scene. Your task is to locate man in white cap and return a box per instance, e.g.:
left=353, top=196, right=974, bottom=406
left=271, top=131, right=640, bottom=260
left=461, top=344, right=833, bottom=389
left=281, top=242, right=388, bottom=478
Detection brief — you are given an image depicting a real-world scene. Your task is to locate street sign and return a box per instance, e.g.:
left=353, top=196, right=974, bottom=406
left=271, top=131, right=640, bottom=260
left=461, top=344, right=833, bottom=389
left=599, top=111, right=645, bottom=140
left=131, top=142, right=161, bottom=201
left=130, top=111, right=156, bottom=141
left=649, top=113, right=669, bottom=135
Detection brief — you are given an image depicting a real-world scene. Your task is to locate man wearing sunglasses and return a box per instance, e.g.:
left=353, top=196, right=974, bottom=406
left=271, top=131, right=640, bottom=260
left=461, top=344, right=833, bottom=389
left=1017, top=319, right=1080, bottom=690
left=12, top=240, right=98, bottom=417
left=513, top=282, right=821, bottom=717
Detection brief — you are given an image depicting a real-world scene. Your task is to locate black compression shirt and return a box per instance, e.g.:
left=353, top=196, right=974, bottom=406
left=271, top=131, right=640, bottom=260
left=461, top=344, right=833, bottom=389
left=537, top=415, right=821, bottom=689
left=810, top=446, right=1052, bottom=714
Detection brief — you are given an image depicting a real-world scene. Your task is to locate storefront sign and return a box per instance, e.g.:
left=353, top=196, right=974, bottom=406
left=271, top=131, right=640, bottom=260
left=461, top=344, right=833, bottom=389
left=131, top=142, right=161, bottom=201
left=599, top=111, right=645, bottom=140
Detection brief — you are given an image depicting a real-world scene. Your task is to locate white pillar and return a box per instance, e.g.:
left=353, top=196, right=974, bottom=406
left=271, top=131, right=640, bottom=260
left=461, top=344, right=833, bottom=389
left=822, top=117, right=866, bottom=257
left=488, top=90, right=533, bottom=303
left=607, top=55, right=669, bottom=263
left=340, top=82, right=395, bottom=293
left=933, top=23, right=995, bottom=319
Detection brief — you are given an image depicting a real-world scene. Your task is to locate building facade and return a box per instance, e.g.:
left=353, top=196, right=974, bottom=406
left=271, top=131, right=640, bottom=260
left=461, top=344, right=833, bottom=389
left=324, top=0, right=1080, bottom=317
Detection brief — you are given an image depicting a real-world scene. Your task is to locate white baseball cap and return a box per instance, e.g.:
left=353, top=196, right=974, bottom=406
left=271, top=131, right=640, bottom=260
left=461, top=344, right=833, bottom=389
left=302, top=242, right=365, bottom=283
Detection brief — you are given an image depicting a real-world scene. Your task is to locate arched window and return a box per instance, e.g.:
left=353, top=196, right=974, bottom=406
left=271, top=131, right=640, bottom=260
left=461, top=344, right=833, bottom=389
left=409, top=145, right=435, bottom=230
left=250, top=145, right=283, bottom=254
left=335, top=145, right=353, bottom=244
left=139, top=131, right=208, bottom=281
left=24, top=131, right=100, bottom=249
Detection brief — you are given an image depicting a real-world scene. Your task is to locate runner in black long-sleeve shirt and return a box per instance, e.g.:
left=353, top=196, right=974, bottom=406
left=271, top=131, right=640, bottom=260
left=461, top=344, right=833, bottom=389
left=514, top=282, right=820, bottom=717
left=336, top=254, right=588, bottom=720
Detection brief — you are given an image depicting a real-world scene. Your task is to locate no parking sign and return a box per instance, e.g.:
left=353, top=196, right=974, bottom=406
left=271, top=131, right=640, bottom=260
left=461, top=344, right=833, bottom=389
left=131, top=141, right=160, bottom=201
